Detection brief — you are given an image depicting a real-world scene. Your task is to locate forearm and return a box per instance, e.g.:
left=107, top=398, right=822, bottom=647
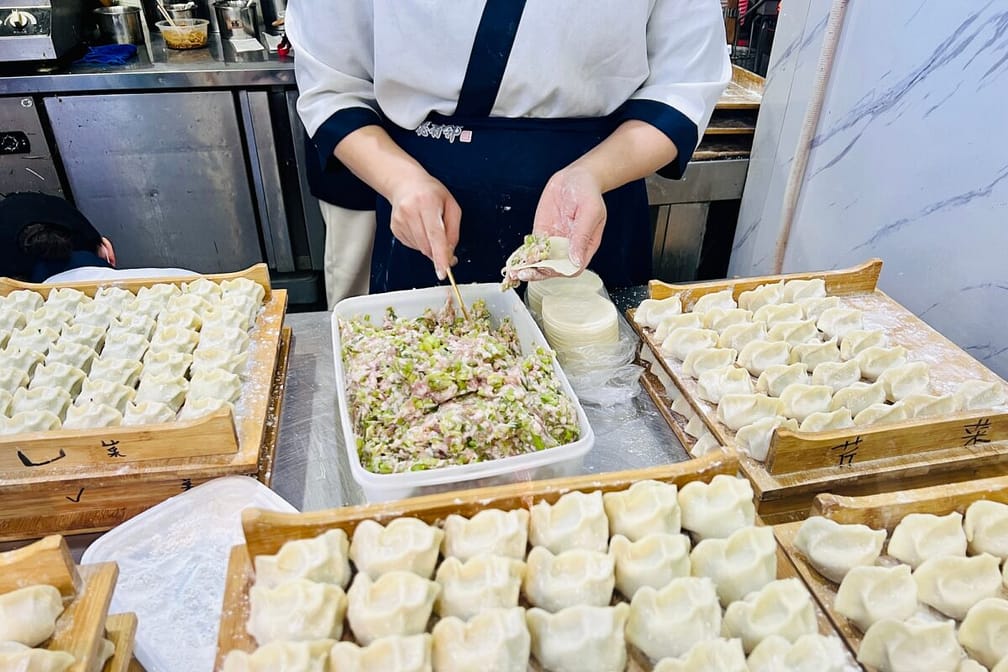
left=567, top=120, right=678, bottom=193
left=334, top=125, right=430, bottom=201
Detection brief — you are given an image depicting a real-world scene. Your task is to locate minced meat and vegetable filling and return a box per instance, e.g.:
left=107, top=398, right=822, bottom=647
left=340, top=299, right=580, bottom=474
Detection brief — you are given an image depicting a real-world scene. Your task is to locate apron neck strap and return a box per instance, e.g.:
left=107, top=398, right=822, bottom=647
left=454, top=0, right=529, bottom=118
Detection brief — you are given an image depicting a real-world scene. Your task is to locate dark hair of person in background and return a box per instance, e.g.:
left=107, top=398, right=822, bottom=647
left=18, top=222, right=75, bottom=262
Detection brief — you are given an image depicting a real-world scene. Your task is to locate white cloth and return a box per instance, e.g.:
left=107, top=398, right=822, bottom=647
left=319, top=201, right=376, bottom=308
left=45, top=267, right=198, bottom=283
left=287, top=0, right=732, bottom=135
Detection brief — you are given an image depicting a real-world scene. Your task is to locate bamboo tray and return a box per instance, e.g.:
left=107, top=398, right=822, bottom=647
left=633, top=259, right=1008, bottom=523
left=0, top=535, right=138, bottom=672
left=215, top=452, right=857, bottom=671
left=0, top=265, right=290, bottom=541
left=776, top=474, right=1008, bottom=669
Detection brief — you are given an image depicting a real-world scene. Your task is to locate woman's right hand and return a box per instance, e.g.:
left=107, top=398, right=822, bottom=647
left=388, top=171, right=461, bottom=281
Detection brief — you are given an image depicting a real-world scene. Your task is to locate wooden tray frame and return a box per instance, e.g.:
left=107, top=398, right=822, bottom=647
left=0, top=266, right=291, bottom=541
left=634, top=259, right=1008, bottom=522
left=214, top=453, right=858, bottom=671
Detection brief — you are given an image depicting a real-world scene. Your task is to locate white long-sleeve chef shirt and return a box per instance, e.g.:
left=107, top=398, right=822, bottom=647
left=287, top=0, right=732, bottom=180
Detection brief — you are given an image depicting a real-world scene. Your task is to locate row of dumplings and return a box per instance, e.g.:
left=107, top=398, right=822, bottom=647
left=0, top=278, right=264, bottom=434
left=793, top=500, right=1008, bottom=671
left=225, top=476, right=855, bottom=671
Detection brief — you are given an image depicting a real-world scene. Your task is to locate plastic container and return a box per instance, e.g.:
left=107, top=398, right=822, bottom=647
left=332, top=283, right=595, bottom=502
left=156, top=18, right=209, bottom=49
left=81, top=476, right=296, bottom=672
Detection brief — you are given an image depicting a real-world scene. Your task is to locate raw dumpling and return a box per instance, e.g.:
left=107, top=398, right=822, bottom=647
left=99, top=330, right=150, bottom=362
left=717, top=321, right=767, bottom=351
left=222, top=293, right=262, bottom=326
left=716, top=393, right=783, bottom=431
left=221, top=639, right=332, bottom=672
left=122, top=400, right=177, bottom=426
left=0, top=389, right=10, bottom=415
left=0, top=410, right=61, bottom=434
left=678, top=474, right=755, bottom=540
left=738, top=282, right=784, bottom=311
left=964, top=499, right=1008, bottom=558
left=684, top=411, right=708, bottom=438
left=661, top=327, right=719, bottom=362
left=609, top=533, right=691, bottom=598
left=798, top=296, right=843, bottom=321
left=254, top=529, right=351, bottom=589
left=523, top=547, right=613, bottom=612
left=956, top=380, right=1007, bottom=411
left=652, top=638, right=748, bottom=672
left=134, top=373, right=188, bottom=412
left=793, top=517, right=885, bottom=583
left=0, top=584, right=64, bottom=646
left=767, top=319, right=819, bottom=346
left=654, top=313, right=702, bottom=343
left=858, top=618, right=962, bottom=672
left=834, top=564, right=917, bottom=632
left=329, top=634, right=431, bottom=672
left=734, top=416, right=799, bottom=462
left=746, top=634, right=851, bottom=672
left=167, top=292, right=214, bottom=317
left=635, top=296, right=682, bottom=329
left=829, top=381, right=886, bottom=416
left=895, top=393, right=961, bottom=419
left=789, top=338, right=841, bottom=373
left=888, top=512, right=966, bottom=569
left=811, top=359, right=862, bottom=392
left=526, top=604, right=629, bottom=672
left=0, top=366, right=27, bottom=394
left=877, top=361, right=930, bottom=402
left=602, top=480, right=681, bottom=540
left=529, top=490, right=609, bottom=553
left=798, top=408, right=854, bottom=432
left=441, top=509, right=529, bottom=561
left=200, top=324, right=250, bottom=353
left=63, top=402, right=123, bottom=430
left=203, top=304, right=255, bottom=332
left=756, top=362, right=809, bottom=397
left=854, top=403, right=907, bottom=427
left=137, top=283, right=182, bottom=303
left=157, top=307, right=203, bottom=332
left=192, top=346, right=249, bottom=377
left=345, top=571, right=439, bottom=645
left=681, top=347, right=737, bottom=379
left=142, top=351, right=193, bottom=379
left=349, top=518, right=444, bottom=579
left=2, top=346, right=46, bottom=378
left=913, top=553, right=1002, bottom=620
left=149, top=325, right=200, bottom=354
left=782, top=278, right=827, bottom=302
left=721, top=578, right=817, bottom=653
left=8, top=325, right=59, bottom=354
left=701, top=307, right=751, bottom=332
left=752, top=302, right=803, bottom=326
left=737, top=340, right=790, bottom=377
left=247, top=579, right=347, bottom=644
left=695, top=366, right=753, bottom=404
left=188, top=368, right=242, bottom=404
left=778, top=383, right=833, bottom=422
left=839, top=328, right=888, bottom=360
left=29, top=362, right=86, bottom=397
left=221, top=277, right=266, bottom=307
left=816, top=307, right=863, bottom=340
left=46, top=341, right=98, bottom=373
left=689, top=525, right=776, bottom=606
left=7, top=289, right=44, bottom=313
left=29, top=306, right=73, bottom=332
left=11, top=386, right=71, bottom=419
left=178, top=397, right=233, bottom=421
left=626, top=576, right=721, bottom=660
left=431, top=608, right=529, bottom=672
left=45, top=287, right=90, bottom=311
left=690, top=289, right=736, bottom=314
left=78, top=379, right=136, bottom=414
left=93, top=286, right=135, bottom=310
left=122, top=296, right=162, bottom=322
left=958, top=598, right=1008, bottom=668
left=689, top=432, right=722, bottom=458
left=184, top=277, right=224, bottom=301
left=0, top=309, right=26, bottom=340
left=88, top=357, right=142, bottom=388
left=436, top=554, right=525, bottom=619
left=74, top=302, right=118, bottom=329
left=59, top=323, right=105, bottom=352
left=0, top=641, right=74, bottom=672
left=855, top=345, right=908, bottom=381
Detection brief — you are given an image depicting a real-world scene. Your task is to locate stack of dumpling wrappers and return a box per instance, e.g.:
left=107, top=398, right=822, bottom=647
left=223, top=474, right=857, bottom=672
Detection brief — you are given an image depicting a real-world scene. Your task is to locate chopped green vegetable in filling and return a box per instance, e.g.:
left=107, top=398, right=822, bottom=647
left=341, top=299, right=580, bottom=474
left=500, top=234, right=552, bottom=290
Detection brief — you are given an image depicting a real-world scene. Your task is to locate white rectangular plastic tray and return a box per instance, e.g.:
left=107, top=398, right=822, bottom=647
left=81, top=476, right=297, bottom=672
left=332, top=283, right=595, bottom=502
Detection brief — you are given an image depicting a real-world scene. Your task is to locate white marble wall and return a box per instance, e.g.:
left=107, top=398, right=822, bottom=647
left=732, top=1, right=1008, bottom=378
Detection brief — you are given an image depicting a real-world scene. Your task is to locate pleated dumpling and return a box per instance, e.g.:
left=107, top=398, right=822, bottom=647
left=634, top=296, right=682, bottom=329
left=184, top=277, right=224, bottom=302
left=833, top=564, right=917, bottom=632
left=602, top=480, right=680, bottom=540
left=661, top=327, right=719, bottom=362
left=221, top=277, right=266, bottom=307
left=0, top=366, right=26, bottom=395
left=156, top=307, right=203, bottom=332
left=523, top=547, right=613, bottom=612
left=752, top=302, right=803, bottom=327
left=221, top=639, right=332, bottom=672
left=721, top=579, right=817, bottom=653
left=958, top=598, right=1008, bottom=669
left=74, top=302, right=119, bottom=329
left=798, top=408, right=854, bottom=433
left=654, top=313, right=702, bottom=343
left=10, top=386, right=71, bottom=420
left=28, top=305, right=73, bottom=332
left=689, top=526, right=776, bottom=606
left=609, top=533, right=691, bottom=599
left=746, top=634, right=852, bottom=672
left=122, top=400, right=177, bottom=426
left=695, top=366, right=753, bottom=404
left=345, top=571, right=439, bottom=645
left=93, top=286, right=135, bottom=310
left=816, top=307, right=863, bottom=340
left=203, top=304, right=255, bottom=332
left=529, top=490, right=609, bottom=553
left=46, top=341, right=98, bottom=374
left=701, top=307, right=751, bottom=332
left=792, top=516, right=885, bottom=583
left=877, top=361, right=930, bottom=402
left=955, top=380, right=1007, bottom=411
left=737, top=340, right=790, bottom=377
left=811, top=359, right=861, bottom=392
left=431, top=608, right=529, bottom=672
left=756, top=362, right=809, bottom=397
left=63, top=402, right=123, bottom=430
left=690, top=289, right=736, bottom=314
left=797, top=295, right=842, bottom=322
left=0, top=641, right=75, bottom=672
left=857, top=618, right=962, bottom=672
left=625, top=576, right=721, bottom=660
left=167, top=293, right=214, bottom=318
left=137, top=283, right=182, bottom=304
left=652, top=638, right=748, bottom=672
left=895, top=393, right=961, bottom=419
left=0, top=584, right=64, bottom=646
left=681, top=347, right=736, bottom=379
left=2, top=346, right=44, bottom=378
left=435, top=554, right=525, bottom=620
left=88, top=357, right=143, bottom=388
left=526, top=604, right=629, bottom=672
left=678, top=475, right=755, bottom=540
left=149, top=325, right=200, bottom=354
left=349, top=518, right=444, bottom=579
left=254, top=529, right=351, bottom=589
left=964, top=499, right=1008, bottom=558
left=782, top=278, right=827, bottom=303
left=789, top=338, right=841, bottom=373
left=200, top=324, right=251, bottom=354
left=829, top=381, right=886, bottom=416
left=178, top=397, right=232, bottom=422
left=913, top=553, right=1002, bottom=620
left=855, top=345, right=908, bottom=381
left=0, top=410, right=61, bottom=435
left=767, top=319, right=819, bottom=346
left=0, top=309, right=26, bottom=340
left=738, top=282, right=784, bottom=311
left=188, top=368, right=242, bottom=404
left=887, top=512, right=966, bottom=569
left=142, top=351, right=193, bottom=379
left=734, top=416, right=799, bottom=462
left=689, top=432, right=722, bottom=458
left=778, top=383, right=833, bottom=423
left=853, top=402, right=906, bottom=427
left=192, top=346, right=249, bottom=377
left=441, top=509, right=529, bottom=561
left=247, top=579, right=347, bottom=645
left=60, top=323, right=106, bottom=352
left=134, top=373, right=187, bottom=412
left=5, top=289, right=44, bottom=314
left=29, top=362, right=86, bottom=397
left=717, top=321, right=767, bottom=351
left=716, top=393, right=783, bottom=431
left=8, top=325, right=59, bottom=354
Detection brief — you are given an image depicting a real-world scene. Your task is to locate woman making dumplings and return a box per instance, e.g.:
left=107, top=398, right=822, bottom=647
left=287, top=1, right=731, bottom=295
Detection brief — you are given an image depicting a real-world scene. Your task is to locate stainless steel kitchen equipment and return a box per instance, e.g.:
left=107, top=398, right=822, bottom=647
left=213, top=0, right=256, bottom=40
left=255, top=0, right=282, bottom=33
left=0, top=0, right=87, bottom=62
left=165, top=2, right=195, bottom=20
left=0, top=97, right=63, bottom=196
left=94, top=5, right=143, bottom=45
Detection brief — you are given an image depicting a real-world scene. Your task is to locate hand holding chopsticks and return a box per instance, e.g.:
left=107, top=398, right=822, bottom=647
left=438, top=216, right=469, bottom=321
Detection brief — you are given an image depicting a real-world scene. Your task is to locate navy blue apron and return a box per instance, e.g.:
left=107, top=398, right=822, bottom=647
left=370, top=0, right=651, bottom=293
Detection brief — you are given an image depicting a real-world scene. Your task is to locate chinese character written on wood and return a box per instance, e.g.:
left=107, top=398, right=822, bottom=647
left=102, top=439, right=125, bottom=458
left=181, top=479, right=193, bottom=491
left=830, top=436, right=863, bottom=467
left=963, top=418, right=992, bottom=447
left=17, top=448, right=66, bottom=467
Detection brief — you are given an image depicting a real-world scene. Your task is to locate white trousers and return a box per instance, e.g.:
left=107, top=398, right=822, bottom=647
left=319, top=202, right=376, bottom=309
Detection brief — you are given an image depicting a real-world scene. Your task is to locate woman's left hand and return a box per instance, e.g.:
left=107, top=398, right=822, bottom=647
left=97, top=237, right=116, bottom=267
left=525, top=166, right=606, bottom=282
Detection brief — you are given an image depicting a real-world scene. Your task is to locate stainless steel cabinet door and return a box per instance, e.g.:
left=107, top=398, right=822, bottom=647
left=44, top=91, right=262, bottom=274
left=0, top=97, right=63, bottom=196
